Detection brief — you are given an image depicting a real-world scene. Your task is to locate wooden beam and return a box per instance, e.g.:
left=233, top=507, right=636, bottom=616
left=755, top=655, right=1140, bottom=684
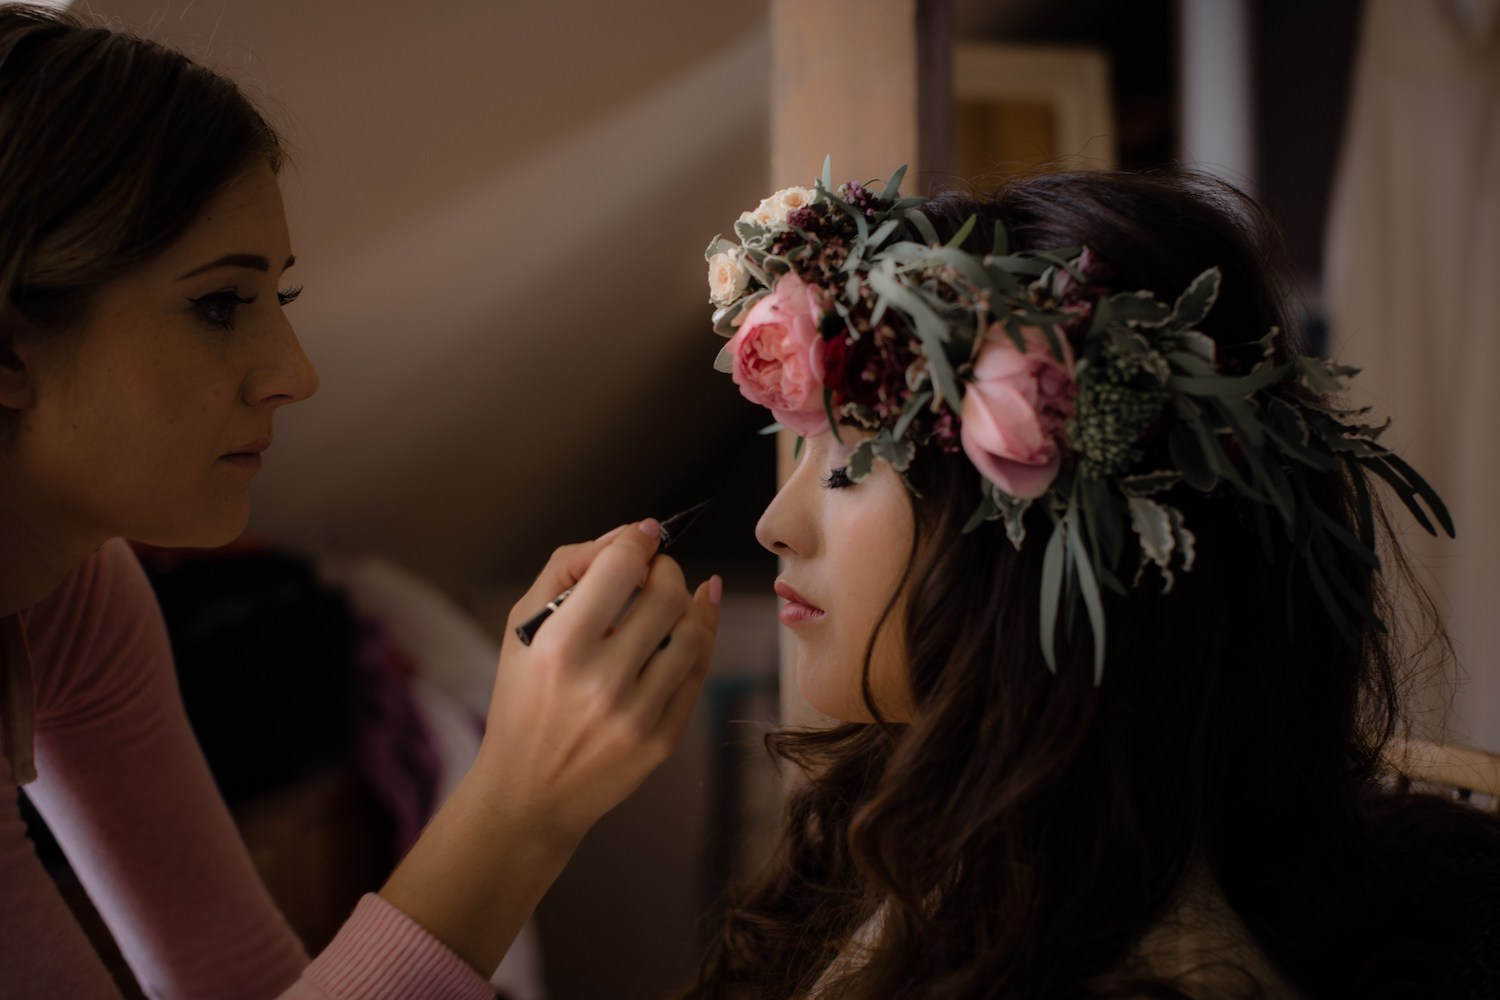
left=769, top=0, right=952, bottom=726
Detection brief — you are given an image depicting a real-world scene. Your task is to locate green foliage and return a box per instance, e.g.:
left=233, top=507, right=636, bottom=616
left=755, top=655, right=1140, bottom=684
left=708, top=159, right=1455, bottom=684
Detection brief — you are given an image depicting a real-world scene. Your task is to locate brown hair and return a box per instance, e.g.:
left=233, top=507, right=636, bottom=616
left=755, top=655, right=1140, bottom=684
left=0, top=4, right=283, bottom=334
left=689, top=172, right=1500, bottom=998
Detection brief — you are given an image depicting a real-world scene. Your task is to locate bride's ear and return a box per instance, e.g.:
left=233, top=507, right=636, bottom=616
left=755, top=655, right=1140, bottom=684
left=0, top=303, right=39, bottom=411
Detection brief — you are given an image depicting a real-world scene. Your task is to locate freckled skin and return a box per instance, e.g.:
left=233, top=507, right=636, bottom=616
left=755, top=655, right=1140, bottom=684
left=756, top=432, right=916, bottom=722
left=3, top=165, right=318, bottom=552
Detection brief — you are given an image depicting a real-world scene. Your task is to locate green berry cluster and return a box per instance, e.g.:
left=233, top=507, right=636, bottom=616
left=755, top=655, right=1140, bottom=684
left=1068, top=340, right=1171, bottom=479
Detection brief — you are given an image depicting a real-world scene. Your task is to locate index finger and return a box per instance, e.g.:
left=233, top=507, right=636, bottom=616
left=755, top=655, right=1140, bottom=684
left=532, top=519, right=665, bottom=643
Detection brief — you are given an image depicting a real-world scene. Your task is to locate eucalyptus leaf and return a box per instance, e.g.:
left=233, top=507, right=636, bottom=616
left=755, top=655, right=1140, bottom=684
left=872, top=428, right=917, bottom=472
left=867, top=218, right=902, bottom=252
left=847, top=439, right=876, bottom=481
left=1166, top=267, right=1221, bottom=328
left=904, top=208, right=940, bottom=246
left=1167, top=506, right=1196, bottom=573
left=713, top=342, right=735, bottom=373
left=1296, top=355, right=1358, bottom=395
left=1067, top=519, right=1109, bottom=684
left=992, top=223, right=1010, bottom=258
left=757, top=422, right=784, bottom=435
left=1106, top=291, right=1173, bottom=328
left=1128, top=496, right=1176, bottom=584
left=884, top=163, right=908, bottom=200
left=1119, top=471, right=1181, bottom=496
left=987, top=253, right=1053, bottom=278
left=866, top=266, right=962, bottom=408
left=963, top=486, right=1001, bottom=533
left=827, top=190, right=870, bottom=242
left=705, top=235, right=738, bottom=261
left=1002, top=497, right=1031, bottom=548
left=1168, top=424, right=1217, bottom=491
left=1040, top=520, right=1067, bottom=674
left=1168, top=363, right=1290, bottom=398
left=1362, top=456, right=1437, bottom=535
left=944, top=214, right=978, bottom=249
left=1382, top=451, right=1455, bottom=537
left=893, top=389, right=934, bottom=441
left=1179, top=330, right=1218, bottom=362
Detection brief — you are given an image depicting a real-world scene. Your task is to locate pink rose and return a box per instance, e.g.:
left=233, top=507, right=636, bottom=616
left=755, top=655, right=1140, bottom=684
left=960, top=326, right=1077, bottom=499
left=725, top=272, right=830, bottom=436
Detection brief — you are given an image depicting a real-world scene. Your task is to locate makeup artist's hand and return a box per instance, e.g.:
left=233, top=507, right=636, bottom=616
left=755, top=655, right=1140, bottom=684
left=482, top=516, right=721, bottom=840
left=380, top=518, right=720, bottom=976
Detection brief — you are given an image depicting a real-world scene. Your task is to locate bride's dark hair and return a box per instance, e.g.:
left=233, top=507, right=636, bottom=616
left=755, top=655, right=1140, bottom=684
left=687, top=172, right=1500, bottom=998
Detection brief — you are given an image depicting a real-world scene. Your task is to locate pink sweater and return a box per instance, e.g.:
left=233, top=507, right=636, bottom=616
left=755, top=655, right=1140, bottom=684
left=0, top=539, right=495, bottom=999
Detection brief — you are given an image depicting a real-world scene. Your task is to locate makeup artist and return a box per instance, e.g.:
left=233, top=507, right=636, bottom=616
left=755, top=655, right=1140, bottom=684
left=0, top=7, right=720, bottom=997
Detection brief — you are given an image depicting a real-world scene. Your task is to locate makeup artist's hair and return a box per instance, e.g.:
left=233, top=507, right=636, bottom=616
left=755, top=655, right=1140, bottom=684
left=0, top=4, right=283, bottom=346
left=687, top=172, right=1500, bottom=998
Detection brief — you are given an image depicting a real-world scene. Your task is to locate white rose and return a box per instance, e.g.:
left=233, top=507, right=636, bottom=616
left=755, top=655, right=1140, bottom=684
left=773, top=186, right=814, bottom=219
left=707, top=250, right=750, bottom=307
left=751, top=197, right=780, bottom=228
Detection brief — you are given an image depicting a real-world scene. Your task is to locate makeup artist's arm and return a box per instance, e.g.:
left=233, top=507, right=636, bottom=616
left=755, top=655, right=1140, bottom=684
left=380, top=518, right=721, bottom=976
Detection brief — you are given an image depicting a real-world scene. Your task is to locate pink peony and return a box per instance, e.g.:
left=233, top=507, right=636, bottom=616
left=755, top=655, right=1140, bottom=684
left=725, top=272, right=830, bottom=436
left=959, top=325, right=1077, bottom=499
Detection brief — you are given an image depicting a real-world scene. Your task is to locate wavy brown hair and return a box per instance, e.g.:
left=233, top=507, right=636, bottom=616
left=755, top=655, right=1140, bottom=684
left=687, top=172, right=1500, bottom=998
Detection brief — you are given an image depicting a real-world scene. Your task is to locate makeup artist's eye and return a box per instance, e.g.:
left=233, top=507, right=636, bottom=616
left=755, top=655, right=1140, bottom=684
left=822, top=466, right=854, bottom=489
left=188, top=290, right=255, bottom=330
left=277, top=285, right=303, bottom=307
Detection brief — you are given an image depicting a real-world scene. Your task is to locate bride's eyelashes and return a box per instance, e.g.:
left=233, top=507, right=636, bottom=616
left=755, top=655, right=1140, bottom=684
left=822, top=466, right=854, bottom=489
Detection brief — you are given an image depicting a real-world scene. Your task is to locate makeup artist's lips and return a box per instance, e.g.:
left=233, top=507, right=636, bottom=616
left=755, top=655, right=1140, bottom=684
left=774, top=580, right=825, bottom=627
left=219, top=438, right=271, bottom=472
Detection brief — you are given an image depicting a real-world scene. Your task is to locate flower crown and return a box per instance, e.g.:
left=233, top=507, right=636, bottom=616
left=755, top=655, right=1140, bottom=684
left=707, top=160, right=1453, bottom=680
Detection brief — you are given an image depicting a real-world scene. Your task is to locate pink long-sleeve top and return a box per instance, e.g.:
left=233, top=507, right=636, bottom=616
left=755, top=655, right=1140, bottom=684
left=0, top=539, right=495, bottom=999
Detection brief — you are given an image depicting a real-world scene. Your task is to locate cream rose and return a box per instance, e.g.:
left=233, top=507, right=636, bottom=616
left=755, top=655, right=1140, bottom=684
left=771, top=185, right=814, bottom=219
left=707, top=250, right=750, bottom=307
left=739, top=186, right=816, bottom=234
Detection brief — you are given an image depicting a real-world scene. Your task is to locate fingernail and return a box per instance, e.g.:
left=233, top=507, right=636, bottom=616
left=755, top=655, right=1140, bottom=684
left=638, top=518, right=662, bottom=541
left=709, top=575, right=723, bottom=607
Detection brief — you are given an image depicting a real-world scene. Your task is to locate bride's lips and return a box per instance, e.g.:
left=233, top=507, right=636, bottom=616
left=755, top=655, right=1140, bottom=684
left=774, top=580, right=825, bottom=626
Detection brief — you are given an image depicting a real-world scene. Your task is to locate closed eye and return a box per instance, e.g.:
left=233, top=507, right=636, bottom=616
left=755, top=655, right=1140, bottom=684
left=822, top=466, right=853, bottom=489
left=278, top=285, right=303, bottom=307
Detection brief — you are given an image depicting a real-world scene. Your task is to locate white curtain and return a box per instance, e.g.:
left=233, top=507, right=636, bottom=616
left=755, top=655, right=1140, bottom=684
left=1324, top=0, right=1500, bottom=751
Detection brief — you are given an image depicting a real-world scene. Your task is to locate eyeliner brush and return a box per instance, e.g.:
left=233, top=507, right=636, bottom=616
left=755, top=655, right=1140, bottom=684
left=515, top=499, right=712, bottom=646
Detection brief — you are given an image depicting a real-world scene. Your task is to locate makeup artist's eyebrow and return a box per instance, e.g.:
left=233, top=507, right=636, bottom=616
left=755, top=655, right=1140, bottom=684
left=177, top=253, right=297, bottom=280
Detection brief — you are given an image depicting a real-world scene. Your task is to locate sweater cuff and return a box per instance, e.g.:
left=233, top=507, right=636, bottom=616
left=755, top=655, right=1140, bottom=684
left=304, top=893, right=495, bottom=1000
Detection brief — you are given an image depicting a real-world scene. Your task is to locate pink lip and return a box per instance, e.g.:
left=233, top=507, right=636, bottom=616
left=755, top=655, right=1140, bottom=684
left=219, top=438, right=271, bottom=471
left=774, top=580, right=825, bottom=626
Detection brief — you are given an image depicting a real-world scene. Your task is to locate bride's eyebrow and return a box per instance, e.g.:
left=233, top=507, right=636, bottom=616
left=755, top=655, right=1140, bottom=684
left=177, top=253, right=296, bottom=280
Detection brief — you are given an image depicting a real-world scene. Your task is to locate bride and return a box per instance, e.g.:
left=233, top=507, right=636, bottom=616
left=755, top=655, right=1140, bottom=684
left=688, top=165, right=1500, bottom=998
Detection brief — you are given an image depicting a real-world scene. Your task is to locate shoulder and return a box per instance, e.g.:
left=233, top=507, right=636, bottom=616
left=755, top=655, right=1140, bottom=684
left=24, top=539, right=170, bottom=705
left=1353, top=790, right=1500, bottom=996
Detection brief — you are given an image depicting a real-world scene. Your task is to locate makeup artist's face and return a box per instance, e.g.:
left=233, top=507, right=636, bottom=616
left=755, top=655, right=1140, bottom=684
left=4, top=164, right=318, bottom=550
left=756, top=430, right=916, bottom=722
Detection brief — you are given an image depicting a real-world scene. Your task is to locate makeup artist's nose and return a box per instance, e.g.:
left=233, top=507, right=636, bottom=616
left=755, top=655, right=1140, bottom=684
left=244, top=312, right=319, bottom=407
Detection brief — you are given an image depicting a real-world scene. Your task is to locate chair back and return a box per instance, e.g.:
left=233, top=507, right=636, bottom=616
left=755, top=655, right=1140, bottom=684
left=1386, top=739, right=1500, bottom=813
